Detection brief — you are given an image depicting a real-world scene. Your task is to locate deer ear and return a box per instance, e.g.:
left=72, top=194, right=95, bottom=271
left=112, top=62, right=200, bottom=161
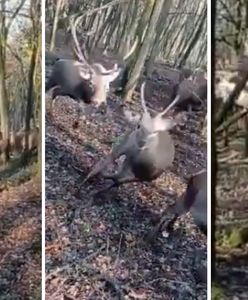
left=153, top=117, right=177, bottom=132
left=123, top=109, right=141, bottom=124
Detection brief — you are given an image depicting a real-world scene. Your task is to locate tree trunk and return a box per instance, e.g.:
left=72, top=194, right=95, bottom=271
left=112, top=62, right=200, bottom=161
left=50, top=0, right=63, bottom=51
left=177, top=5, right=207, bottom=67
left=123, top=0, right=165, bottom=101
left=0, top=0, right=10, bottom=163
left=146, top=0, right=172, bottom=75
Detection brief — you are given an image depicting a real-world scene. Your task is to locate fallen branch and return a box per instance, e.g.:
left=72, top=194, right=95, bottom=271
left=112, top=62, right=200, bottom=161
left=216, top=108, right=248, bottom=134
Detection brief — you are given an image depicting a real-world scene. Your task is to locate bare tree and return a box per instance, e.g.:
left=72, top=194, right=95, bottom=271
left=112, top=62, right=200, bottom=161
left=123, top=0, right=167, bottom=101
left=0, top=0, right=26, bottom=164
left=50, top=0, right=64, bottom=51
left=24, top=0, right=41, bottom=155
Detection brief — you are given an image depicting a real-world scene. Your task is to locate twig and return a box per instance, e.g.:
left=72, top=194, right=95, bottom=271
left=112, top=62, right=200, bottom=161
left=95, top=274, right=125, bottom=300
left=63, top=294, right=77, bottom=300
left=114, top=233, right=123, bottom=268
left=71, top=0, right=133, bottom=19
left=46, top=244, right=106, bottom=282
left=218, top=152, right=239, bottom=163
left=216, top=108, right=248, bottom=134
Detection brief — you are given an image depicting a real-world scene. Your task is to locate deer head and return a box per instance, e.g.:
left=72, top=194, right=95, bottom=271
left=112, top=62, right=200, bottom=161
left=70, top=15, right=138, bottom=95
left=70, top=17, right=123, bottom=101
left=82, top=82, right=180, bottom=188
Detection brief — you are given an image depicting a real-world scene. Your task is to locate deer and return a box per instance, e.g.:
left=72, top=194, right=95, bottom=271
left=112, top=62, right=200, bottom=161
left=45, top=16, right=138, bottom=118
left=147, top=169, right=207, bottom=241
left=147, top=169, right=207, bottom=283
left=173, top=69, right=207, bottom=112
left=215, top=55, right=248, bottom=146
left=215, top=59, right=248, bottom=109
left=76, top=82, right=185, bottom=196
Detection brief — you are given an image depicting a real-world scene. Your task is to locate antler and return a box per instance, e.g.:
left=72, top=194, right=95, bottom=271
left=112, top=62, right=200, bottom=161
left=123, top=36, right=138, bottom=61
left=156, top=94, right=181, bottom=119
left=70, top=16, right=89, bottom=66
left=140, top=82, right=149, bottom=114
left=71, top=16, right=121, bottom=77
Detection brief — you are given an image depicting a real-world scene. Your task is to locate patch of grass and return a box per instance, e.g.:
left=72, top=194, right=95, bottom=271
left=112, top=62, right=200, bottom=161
left=212, top=284, right=225, bottom=300
left=30, top=233, right=42, bottom=254
left=216, top=227, right=248, bottom=248
left=80, top=222, right=92, bottom=235
left=32, top=284, right=42, bottom=300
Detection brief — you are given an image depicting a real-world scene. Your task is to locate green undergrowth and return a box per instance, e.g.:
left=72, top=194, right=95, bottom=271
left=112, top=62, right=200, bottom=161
left=212, top=283, right=225, bottom=300
left=216, top=227, right=248, bottom=248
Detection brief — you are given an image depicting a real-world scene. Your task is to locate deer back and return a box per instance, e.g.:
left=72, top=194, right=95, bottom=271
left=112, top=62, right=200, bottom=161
left=189, top=170, right=207, bottom=233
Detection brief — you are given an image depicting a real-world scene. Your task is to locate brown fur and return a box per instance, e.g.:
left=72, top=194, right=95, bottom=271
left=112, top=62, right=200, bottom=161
left=148, top=169, right=207, bottom=241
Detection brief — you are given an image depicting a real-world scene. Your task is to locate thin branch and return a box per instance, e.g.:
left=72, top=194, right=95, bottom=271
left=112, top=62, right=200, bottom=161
left=6, top=43, right=27, bottom=84
left=216, top=108, right=248, bottom=134
left=6, top=0, right=27, bottom=34
left=0, top=9, right=29, bottom=18
left=71, top=0, right=133, bottom=20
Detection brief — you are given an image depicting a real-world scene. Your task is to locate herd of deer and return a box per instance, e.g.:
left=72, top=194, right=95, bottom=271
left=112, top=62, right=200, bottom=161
left=45, top=20, right=208, bottom=243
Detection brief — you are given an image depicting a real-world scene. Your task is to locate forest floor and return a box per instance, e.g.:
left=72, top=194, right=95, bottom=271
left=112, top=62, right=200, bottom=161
left=215, top=136, right=248, bottom=300
left=0, top=160, right=41, bottom=300
left=45, top=60, right=207, bottom=300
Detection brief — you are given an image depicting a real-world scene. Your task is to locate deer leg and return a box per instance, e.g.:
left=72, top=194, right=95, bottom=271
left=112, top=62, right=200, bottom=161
left=147, top=196, right=191, bottom=243
left=92, top=160, right=138, bottom=196
left=146, top=211, right=179, bottom=243
left=49, top=86, right=64, bottom=119
left=73, top=103, right=86, bottom=128
left=188, top=104, right=192, bottom=114
left=89, top=173, right=138, bottom=197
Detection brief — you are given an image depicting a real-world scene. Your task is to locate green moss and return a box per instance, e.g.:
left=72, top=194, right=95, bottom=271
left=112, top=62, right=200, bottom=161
left=32, top=285, right=42, bottom=300
left=212, top=284, right=225, bottom=300
left=216, top=227, right=248, bottom=248
left=30, top=233, right=42, bottom=254
left=228, top=227, right=248, bottom=248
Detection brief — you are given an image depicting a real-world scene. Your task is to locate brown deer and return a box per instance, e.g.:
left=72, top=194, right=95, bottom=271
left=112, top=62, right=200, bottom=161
left=77, top=82, right=184, bottom=196
left=148, top=169, right=207, bottom=241
left=173, top=70, right=207, bottom=111
left=46, top=17, right=137, bottom=116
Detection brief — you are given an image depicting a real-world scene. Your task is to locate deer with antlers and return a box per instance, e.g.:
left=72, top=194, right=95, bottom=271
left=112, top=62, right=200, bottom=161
left=45, top=16, right=137, bottom=117
left=76, top=82, right=186, bottom=196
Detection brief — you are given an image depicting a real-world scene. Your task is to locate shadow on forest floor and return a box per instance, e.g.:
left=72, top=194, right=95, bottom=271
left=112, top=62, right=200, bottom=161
left=0, top=151, right=41, bottom=299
